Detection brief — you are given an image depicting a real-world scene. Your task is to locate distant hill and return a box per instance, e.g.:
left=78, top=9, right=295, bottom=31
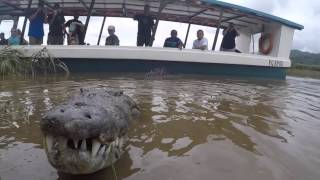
left=290, top=50, right=320, bottom=66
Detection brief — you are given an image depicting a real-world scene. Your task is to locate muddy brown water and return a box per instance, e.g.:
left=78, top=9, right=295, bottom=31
left=0, top=73, right=320, bottom=180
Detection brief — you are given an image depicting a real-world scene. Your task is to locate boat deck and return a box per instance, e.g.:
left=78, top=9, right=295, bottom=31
left=1, top=45, right=289, bottom=79
left=15, top=45, right=291, bottom=68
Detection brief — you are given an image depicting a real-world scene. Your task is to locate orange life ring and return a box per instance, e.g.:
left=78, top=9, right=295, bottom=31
left=259, top=33, right=273, bottom=55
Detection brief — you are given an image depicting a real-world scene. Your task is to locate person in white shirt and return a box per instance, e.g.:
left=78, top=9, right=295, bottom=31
left=192, top=30, right=208, bottom=50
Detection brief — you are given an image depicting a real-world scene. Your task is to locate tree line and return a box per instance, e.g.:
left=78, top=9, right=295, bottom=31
left=290, top=50, right=320, bottom=66
left=290, top=49, right=320, bottom=71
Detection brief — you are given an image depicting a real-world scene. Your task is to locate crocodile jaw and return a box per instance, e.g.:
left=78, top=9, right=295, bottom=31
left=44, top=135, right=126, bottom=174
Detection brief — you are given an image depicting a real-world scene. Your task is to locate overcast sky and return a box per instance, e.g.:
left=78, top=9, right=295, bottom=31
left=0, top=0, right=318, bottom=53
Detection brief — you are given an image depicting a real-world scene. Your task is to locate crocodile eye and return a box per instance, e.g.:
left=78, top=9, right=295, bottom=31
left=60, top=109, right=65, bottom=113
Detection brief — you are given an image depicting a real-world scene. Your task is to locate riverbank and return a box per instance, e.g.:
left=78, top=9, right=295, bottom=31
left=288, top=64, right=320, bottom=78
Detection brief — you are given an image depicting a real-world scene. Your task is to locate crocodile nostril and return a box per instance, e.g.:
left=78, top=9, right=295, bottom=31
left=60, top=109, right=65, bottom=113
left=84, top=113, right=92, bottom=119
left=49, top=118, right=57, bottom=124
left=75, top=102, right=87, bottom=107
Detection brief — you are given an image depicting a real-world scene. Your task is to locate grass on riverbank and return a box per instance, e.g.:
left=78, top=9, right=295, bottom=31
left=291, top=64, right=320, bottom=71
left=0, top=46, right=69, bottom=78
left=288, top=64, right=320, bottom=78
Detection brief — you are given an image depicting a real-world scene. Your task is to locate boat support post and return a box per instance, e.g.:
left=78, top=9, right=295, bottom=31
left=212, top=9, right=223, bottom=50
left=183, top=8, right=208, bottom=48
left=184, top=23, right=191, bottom=48
left=20, top=0, right=32, bottom=45
left=12, top=16, right=19, bottom=29
left=149, top=0, right=170, bottom=46
left=97, top=16, right=106, bottom=45
left=79, top=0, right=90, bottom=11
left=42, top=0, right=54, bottom=9
left=83, top=0, right=96, bottom=40
left=251, top=29, right=255, bottom=54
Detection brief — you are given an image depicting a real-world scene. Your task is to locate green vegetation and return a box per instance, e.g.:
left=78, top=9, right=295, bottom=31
left=289, top=50, right=320, bottom=78
left=0, top=46, right=69, bottom=78
left=290, top=50, right=320, bottom=66
left=291, top=64, right=320, bottom=71
left=0, top=46, right=27, bottom=76
left=288, top=67, right=320, bottom=78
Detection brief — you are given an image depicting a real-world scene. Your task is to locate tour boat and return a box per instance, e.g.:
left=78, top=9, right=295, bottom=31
left=0, top=0, right=304, bottom=79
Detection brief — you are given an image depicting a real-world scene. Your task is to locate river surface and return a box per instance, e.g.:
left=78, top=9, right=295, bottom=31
left=0, top=73, right=320, bottom=180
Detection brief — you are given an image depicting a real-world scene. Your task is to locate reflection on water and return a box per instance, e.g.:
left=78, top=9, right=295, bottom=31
left=1, top=74, right=320, bottom=180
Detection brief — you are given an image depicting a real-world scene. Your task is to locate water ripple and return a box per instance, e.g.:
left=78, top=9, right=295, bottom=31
left=0, top=74, right=319, bottom=179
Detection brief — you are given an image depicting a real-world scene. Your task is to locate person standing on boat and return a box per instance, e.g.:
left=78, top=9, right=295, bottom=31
left=105, top=25, right=120, bottom=46
left=220, top=23, right=239, bottom=52
left=47, top=3, right=65, bottom=45
left=65, top=14, right=85, bottom=45
left=193, top=30, right=208, bottom=50
left=164, top=30, right=183, bottom=49
left=134, top=5, right=155, bottom=46
left=0, top=32, right=8, bottom=45
left=27, top=0, right=48, bottom=45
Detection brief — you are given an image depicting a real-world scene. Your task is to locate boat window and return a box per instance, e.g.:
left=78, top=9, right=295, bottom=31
left=0, top=20, right=14, bottom=38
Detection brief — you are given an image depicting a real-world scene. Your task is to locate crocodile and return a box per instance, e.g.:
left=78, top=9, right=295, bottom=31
left=40, top=88, right=140, bottom=174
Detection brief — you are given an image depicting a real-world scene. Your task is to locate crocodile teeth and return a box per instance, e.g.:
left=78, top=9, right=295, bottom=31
left=119, top=138, right=124, bottom=148
left=115, top=138, right=119, bottom=147
left=98, top=145, right=106, bottom=155
left=106, top=144, right=112, bottom=156
left=45, top=135, right=54, bottom=151
left=73, top=139, right=79, bottom=149
left=81, top=139, right=87, bottom=151
left=91, top=140, right=101, bottom=157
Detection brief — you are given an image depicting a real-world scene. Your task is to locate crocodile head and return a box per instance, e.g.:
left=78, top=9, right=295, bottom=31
left=40, top=89, right=140, bottom=174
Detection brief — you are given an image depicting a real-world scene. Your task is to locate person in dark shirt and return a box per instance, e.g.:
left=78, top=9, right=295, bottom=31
left=105, top=25, right=119, bottom=46
left=133, top=5, right=155, bottom=46
left=0, top=32, right=8, bottom=45
left=164, top=30, right=183, bottom=49
left=220, top=23, right=239, bottom=52
left=47, top=3, right=65, bottom=45
left=65, top=14, right=85, bottom=45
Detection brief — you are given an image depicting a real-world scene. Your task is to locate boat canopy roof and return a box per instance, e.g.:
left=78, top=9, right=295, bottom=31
left=0, top=0, right=304, bottom=32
